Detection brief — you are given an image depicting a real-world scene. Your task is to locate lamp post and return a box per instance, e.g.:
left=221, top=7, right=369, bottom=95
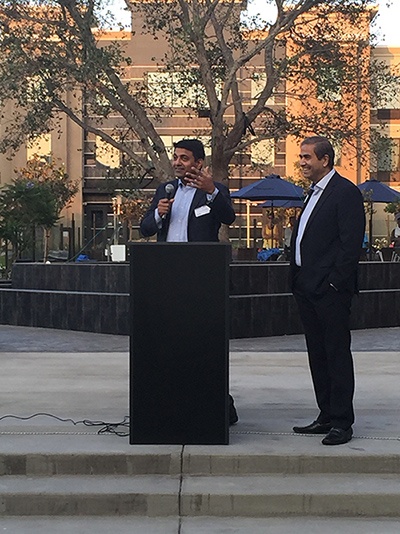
left=112, top=194, right=122, bottom=245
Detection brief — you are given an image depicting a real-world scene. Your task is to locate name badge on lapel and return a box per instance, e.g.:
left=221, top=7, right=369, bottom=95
left=194, top=205, right=211, bottom=217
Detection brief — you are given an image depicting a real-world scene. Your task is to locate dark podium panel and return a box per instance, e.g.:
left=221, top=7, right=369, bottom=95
left=129, top=242, right=230, bottom=445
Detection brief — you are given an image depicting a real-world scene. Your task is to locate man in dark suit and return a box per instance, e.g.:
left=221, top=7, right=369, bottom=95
left=140, top=138, right=238, bottom=425
left=140, top=139, right=235, bottom=242
left=290, top=136, right=365, bottom=445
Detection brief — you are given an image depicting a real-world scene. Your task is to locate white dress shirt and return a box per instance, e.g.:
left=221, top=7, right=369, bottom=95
left=295, top=168, right=335, bottom=266
left=166, top=182, right=197, bottom=242
left=154, top=181, right=219, bottom=242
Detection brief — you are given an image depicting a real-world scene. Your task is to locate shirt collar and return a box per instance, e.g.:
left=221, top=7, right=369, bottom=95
left=314, top=168, right=335, bottom=191
left=178, top=178, right=197, bottom=190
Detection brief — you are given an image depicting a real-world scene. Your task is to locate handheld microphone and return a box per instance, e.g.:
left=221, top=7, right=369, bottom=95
left=165, top=183, right=175, bottom=199
left=162, top=183, right=175, bottom=220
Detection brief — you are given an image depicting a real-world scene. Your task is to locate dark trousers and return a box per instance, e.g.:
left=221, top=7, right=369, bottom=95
left=293, top=286, right=355, bottom=430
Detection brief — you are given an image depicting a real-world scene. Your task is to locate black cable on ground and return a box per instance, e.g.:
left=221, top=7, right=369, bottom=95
left=0, top=413, right=129, bottom=437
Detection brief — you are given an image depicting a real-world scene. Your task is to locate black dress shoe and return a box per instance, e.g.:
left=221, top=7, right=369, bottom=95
left=322, top=427, right=353, bottom=446
left=293, top=420, right=332, bottom=434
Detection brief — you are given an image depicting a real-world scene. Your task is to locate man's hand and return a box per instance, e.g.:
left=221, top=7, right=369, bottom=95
left=157, top=198, right=174, bottom=217
left=185, top=166, right=216, bottom=194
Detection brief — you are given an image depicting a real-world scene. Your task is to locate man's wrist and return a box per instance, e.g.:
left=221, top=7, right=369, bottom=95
left=155, top=209, right=162, bottom=228
left=206, top=187, right=218, bottom=203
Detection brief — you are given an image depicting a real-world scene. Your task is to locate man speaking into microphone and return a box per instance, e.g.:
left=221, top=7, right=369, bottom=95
left=140, top=138, right=238, bottom=425
left=140, top=139, right=235, bottom=242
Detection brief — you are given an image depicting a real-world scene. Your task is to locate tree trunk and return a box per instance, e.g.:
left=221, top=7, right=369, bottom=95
left=218, top=224, right=231, bottom=243
left=129, top=222, right=134, bottom=242
left=211, top=140, right=233, bottom=242
left=210, top=150, right=231, bottom=184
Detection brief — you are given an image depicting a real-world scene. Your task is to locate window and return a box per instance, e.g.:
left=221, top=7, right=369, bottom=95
left=374, top=90, right=400, bottom=110
left=377, top=138, right=400, bottom=172
left=26, top=75, right=53, bottom=105
left=371, top=60, right=400, bottom=110
left=95, top=136, right=120, bottom=168
left=27, top=134, right=51, bottom=160
left=147, top=72, right=210, bottom=109
left=331, top=139, right=342, bottom=167
left=315, top=66, right=342, bottom=102
left=160, top=135, right=212, bottom=158
left=251, top=139, right=275, bottom=166
left=251, top=73, right=275, bottom=105
left=372, top=86, right=400, bottom=111
left=86, top=92, right=113, bottom=116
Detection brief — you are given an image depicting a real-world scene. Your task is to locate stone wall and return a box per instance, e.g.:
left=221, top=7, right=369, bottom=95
left=1, top=261, right=399, bottom=338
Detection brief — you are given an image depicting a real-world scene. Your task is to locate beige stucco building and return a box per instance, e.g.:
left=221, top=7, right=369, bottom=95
left=1, top=5, right=399, bottom=258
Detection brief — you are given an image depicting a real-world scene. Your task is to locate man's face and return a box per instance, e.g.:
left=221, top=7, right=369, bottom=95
left=172, top=148, right=203, bottom=183
left=299, top=143, right=329, bottom=183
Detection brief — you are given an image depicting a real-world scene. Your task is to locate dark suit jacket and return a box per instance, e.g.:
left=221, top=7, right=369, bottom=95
left=140, top=179, right=235, bottom=242
left=290, top=172, right=365, bottom=295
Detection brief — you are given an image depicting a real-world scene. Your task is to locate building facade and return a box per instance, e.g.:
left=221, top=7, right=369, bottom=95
left=1, top=4, right=399, bottom=259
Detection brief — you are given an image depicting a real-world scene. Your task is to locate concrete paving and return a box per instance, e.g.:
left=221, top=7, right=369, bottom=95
left=0, top=324, right=399, bottom=532
left=2, top=517, right=400, bottom=534
left=1, top=324, right=399, bottom=440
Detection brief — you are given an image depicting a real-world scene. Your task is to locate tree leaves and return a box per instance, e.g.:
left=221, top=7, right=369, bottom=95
left=0, top=154, right=78, bottom=260
left=0, top=0, right=397, bottom=184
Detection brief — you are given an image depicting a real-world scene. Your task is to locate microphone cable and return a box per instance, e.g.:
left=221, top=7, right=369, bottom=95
left=0, top=413, right=129, bottom=437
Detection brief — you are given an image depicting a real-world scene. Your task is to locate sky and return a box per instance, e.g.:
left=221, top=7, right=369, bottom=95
left=109, top=0, right=400, bottom=47
left=370, top=1, right=400, bottom=46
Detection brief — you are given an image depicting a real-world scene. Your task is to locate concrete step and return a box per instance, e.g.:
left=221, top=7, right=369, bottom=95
left=0, top=516, right=180, bottom=533
left=182, top=448, right=400, bottom=475
left=181, top=473, right=400, bottom=517
left=0, top=475, right=179, bottom=516
left=2, top=447, right=400, bottom=476
left=2, top=473, right=400, bottom=518
left=0, top=451, right=182, bottom=476
left=182, top=517, right=400, bottom=533
left=1, top=436, right=400, bottom=520
left=1, top=516, right=400, bottom=534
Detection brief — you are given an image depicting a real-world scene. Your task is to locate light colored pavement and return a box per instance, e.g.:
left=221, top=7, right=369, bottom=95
left=0, top=325, right=399, bottom=533
left=0, top=324, right=399, bottom=440
left=1, top=517, right=400, bottom=534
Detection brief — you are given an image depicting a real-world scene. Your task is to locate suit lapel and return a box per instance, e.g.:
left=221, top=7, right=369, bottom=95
left=189, top=189, right=207, bottom=218
left=303, top=173, right=339, bottom=233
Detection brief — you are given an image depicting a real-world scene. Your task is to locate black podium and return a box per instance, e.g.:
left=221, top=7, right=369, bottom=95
left=129, top=242, right=230, bottom=445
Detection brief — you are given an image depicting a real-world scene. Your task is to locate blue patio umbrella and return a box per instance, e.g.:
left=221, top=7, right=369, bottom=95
left=231, top=174, right=304, bottom=201
left=357, top=179, right=400, bottom=253
left=357, top=179, right=400, bottom=203
left=231, top=174, right=304, bottom=247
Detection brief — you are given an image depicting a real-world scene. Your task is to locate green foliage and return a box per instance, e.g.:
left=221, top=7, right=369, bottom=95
left=0, top=155, right=78, bottom=260
left=370, top=60, right=400, bottom=109
left=384, top=200, right=400, bottom=215
left=13, top=154, right=79, bottom=219
left=0, top=179, right=57, bottom=256
left=119, top=191, right=152, bottom=235
left=0, top=0, right=398, bottom=184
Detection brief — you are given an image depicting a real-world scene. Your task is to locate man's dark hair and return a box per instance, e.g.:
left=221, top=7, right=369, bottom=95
left=301, top=136, right=335, bottom=169
left=173, top=139, right=205, bottom=161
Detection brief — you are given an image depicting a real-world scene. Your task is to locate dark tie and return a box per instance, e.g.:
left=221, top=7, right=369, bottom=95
left=304, top=183, right=315, bottom=205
